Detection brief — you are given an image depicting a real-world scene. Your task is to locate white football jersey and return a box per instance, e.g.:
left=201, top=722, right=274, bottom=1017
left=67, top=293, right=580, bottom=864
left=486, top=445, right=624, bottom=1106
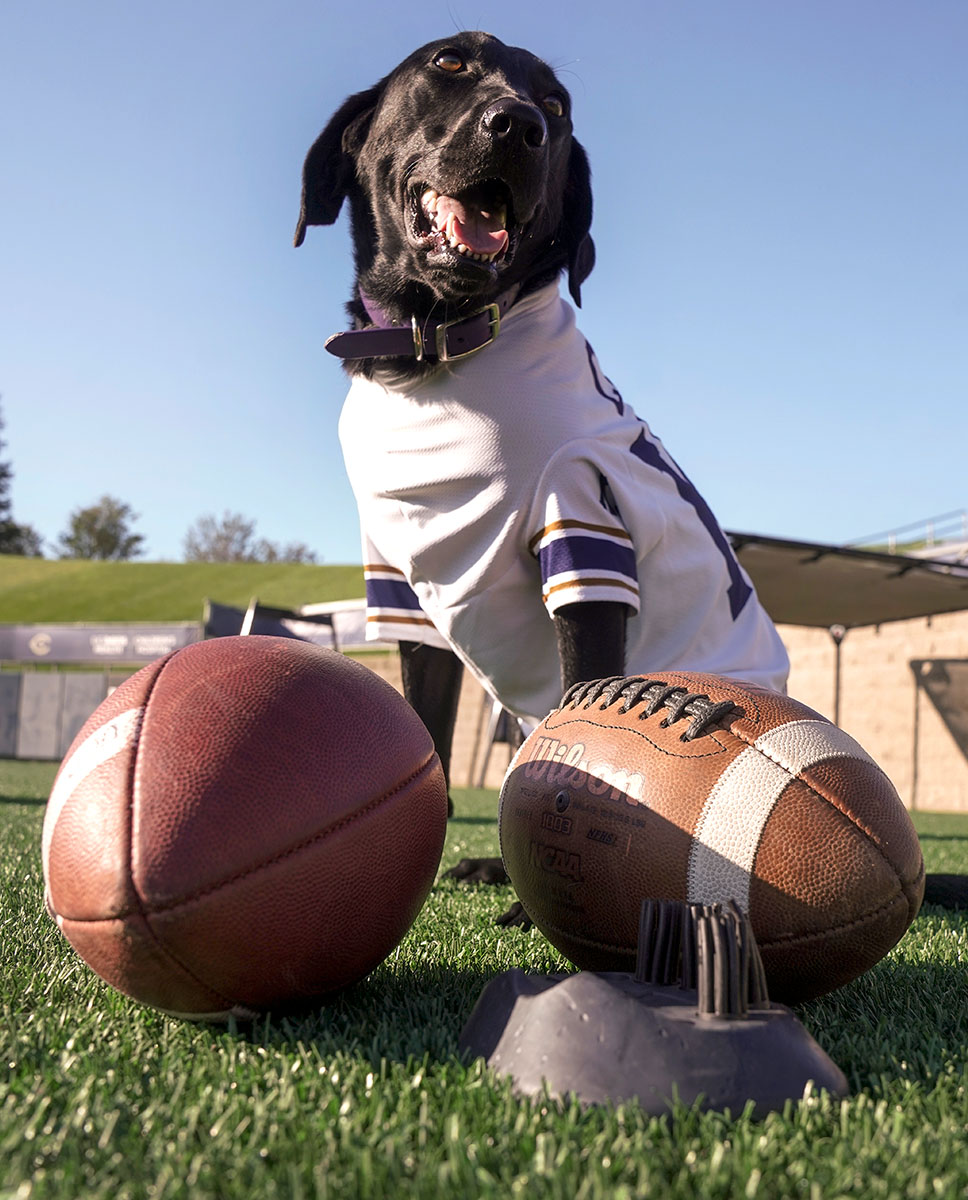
left=339, top=282, right=789, bottom=724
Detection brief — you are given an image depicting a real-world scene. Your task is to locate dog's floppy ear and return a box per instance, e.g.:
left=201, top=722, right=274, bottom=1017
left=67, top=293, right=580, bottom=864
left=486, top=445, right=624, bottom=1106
left=293, top=83, right=384, bottom=247
left=562, top=139, right=595, bottom=307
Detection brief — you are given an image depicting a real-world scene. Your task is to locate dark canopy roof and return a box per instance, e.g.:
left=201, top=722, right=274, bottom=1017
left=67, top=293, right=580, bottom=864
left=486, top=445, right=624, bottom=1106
left=727, top=533, right=968, bottom=630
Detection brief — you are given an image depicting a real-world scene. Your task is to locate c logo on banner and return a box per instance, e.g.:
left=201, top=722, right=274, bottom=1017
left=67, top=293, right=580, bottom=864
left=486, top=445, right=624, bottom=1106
left=28, top=633, right=52, bottom=657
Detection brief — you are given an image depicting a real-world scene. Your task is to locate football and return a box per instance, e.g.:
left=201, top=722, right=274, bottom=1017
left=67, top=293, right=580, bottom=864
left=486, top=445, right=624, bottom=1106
left=42, top=636, right=448, bottom=1019
left=499, top=672, right=925, bottom=1002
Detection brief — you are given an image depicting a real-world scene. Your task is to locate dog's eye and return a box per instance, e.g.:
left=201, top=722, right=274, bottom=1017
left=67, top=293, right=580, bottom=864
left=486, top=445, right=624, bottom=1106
left=434, top=50, right=465, bottom=72
left=542, top=93, right=566, bottom=118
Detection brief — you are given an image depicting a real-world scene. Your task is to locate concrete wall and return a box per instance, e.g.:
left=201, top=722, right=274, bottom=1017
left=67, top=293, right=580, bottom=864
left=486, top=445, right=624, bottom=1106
left=779, top=611, right=968, bottom=812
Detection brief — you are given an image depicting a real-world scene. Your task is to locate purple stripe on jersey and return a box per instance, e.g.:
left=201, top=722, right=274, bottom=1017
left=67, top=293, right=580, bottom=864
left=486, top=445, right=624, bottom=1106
left=365, top=576, right=424, bottom=611
left=538, top=535, right=638, bottom=585
left=629, top=429, right=752, bottom=620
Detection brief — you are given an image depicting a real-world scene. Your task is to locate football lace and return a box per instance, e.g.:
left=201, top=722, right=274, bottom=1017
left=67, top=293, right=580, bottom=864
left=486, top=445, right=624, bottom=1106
left=560, top=676, right=739, bottom=741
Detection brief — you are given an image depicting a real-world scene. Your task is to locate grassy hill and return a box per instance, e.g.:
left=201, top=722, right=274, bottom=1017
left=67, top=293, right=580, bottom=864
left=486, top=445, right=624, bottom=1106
left=0, top=556, right=365, bottom=623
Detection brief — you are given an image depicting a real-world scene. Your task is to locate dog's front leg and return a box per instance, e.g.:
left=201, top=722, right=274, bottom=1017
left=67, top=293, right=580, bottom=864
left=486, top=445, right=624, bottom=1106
left=493, top=600, right=630, bottom=928
left=399, top=641, right=463, bottom=816
left=552, top=600, right=629, bottom=690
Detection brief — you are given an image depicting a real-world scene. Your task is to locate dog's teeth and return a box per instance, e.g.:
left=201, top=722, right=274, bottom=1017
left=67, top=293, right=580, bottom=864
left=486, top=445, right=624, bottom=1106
left=420, top=188, right=440, bottom=228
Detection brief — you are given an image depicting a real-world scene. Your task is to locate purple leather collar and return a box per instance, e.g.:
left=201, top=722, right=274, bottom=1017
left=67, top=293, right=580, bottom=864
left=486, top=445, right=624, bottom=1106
left=325, top=286, right=521, bottom=364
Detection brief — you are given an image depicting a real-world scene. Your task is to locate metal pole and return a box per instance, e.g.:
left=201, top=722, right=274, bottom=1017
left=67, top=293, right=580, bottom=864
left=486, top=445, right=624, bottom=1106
left=829, top=625, right=847, bottom=726
left=911, top=663, right=922, bottom=810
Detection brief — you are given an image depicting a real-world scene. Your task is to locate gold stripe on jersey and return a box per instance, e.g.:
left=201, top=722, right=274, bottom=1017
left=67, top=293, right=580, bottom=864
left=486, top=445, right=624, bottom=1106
left=528, top=518, right=633, bottom=556
left=363, top=563, right=407, bottom=576
left=542, top=575, right=641, bottom=602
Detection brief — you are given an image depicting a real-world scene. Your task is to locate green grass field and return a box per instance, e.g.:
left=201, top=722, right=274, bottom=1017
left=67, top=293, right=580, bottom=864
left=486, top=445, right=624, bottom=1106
left=0, top=557, right=365, bottom=624
left=2, top=763, right=967, bottom=1199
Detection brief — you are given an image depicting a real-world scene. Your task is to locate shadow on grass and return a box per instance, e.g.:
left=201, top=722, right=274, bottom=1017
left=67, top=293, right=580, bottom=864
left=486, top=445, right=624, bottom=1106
left=232, top=962, right=500, bottom=1066
left=0, top=796, right=47, bottom=806
left=918, top=832, right=968, bottom=842
left=447, top=815, right=497, bottom=827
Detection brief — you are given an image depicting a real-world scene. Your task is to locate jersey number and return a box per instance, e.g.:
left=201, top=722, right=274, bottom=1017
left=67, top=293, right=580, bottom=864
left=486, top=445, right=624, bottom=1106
left=586, top=341, right=751, bottom=623
left=629, top=430, right=752, bottom=621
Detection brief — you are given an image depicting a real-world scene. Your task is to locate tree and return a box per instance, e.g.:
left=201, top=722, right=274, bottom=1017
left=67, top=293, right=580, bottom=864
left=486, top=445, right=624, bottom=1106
left=183, top=511, right=318, bottom=563
left=56, top=495, right=145, bottom=560
left=183, top=511, right=258, bottom=562
left=0, top=397, right=44, bottom=556
left=253, top=538, right=318, bottom=565
left=0, top=523, right=44, bottom=556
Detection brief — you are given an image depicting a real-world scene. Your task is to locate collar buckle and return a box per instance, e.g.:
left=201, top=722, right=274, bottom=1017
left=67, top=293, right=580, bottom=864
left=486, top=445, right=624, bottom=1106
left=435, top=303, right=502, bottom=362
left=411, top=315, right=425, bottom=363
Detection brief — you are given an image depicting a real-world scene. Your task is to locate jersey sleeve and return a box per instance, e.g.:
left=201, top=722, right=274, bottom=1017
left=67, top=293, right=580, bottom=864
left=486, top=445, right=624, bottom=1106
left=361, top=534, right=451, bottom=649
left=530, top=456, right=642, bottom=617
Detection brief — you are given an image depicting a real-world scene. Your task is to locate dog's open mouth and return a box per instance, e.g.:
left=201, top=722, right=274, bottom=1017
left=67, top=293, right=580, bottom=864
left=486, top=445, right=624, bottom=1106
left=412, top=181, right=512, bottom=266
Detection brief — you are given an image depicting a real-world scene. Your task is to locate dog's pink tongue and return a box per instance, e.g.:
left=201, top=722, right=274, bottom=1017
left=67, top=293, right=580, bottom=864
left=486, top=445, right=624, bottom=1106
left=437, top=194, right=509, bottom=255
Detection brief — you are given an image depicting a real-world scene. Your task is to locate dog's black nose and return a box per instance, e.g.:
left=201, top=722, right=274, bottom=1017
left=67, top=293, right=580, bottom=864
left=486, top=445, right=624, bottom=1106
left=482, top=100, right=548, bottom=149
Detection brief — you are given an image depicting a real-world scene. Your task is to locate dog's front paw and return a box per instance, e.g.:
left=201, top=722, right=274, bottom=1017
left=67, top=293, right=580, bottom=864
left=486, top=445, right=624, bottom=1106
left=495, top=900, right=533, bottom=929
left=443, top=856, right=509, bottom=885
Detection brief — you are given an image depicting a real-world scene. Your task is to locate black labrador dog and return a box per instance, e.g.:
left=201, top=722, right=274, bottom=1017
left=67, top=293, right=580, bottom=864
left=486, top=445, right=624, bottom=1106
left=295, top=31, right=623, bottom=832
left=295, top=31, right=966, bottom=913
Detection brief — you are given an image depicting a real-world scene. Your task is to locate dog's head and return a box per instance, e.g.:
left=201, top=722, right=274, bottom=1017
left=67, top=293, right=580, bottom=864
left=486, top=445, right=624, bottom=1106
left=295, top=31, right=594, bottom=325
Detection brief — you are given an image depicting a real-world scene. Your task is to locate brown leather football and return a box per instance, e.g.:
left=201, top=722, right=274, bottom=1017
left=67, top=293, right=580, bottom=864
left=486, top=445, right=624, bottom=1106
left=499, top=673, right=925, bottom=1003
left=42, top=636, right=448, bottom=1019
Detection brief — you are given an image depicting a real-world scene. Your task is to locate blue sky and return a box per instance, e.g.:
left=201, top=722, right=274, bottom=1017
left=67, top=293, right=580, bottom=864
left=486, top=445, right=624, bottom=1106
left=1, top=0, right=965, bottom=563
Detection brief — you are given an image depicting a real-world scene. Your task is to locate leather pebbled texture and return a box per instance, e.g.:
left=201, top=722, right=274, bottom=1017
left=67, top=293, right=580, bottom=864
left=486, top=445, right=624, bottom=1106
left=43, top=637, right=448, bottom=1017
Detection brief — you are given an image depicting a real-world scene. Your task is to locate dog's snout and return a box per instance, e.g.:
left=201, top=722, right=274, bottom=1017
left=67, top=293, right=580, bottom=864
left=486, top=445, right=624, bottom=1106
left=482, top=99, right=548, bottom=150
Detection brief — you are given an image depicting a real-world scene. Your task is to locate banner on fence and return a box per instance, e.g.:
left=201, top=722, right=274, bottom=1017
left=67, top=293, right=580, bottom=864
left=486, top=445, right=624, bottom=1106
left=0, top=623, right=202, bottom=664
